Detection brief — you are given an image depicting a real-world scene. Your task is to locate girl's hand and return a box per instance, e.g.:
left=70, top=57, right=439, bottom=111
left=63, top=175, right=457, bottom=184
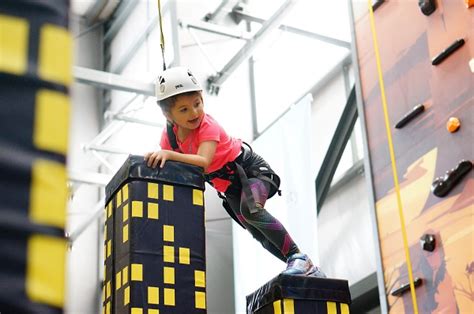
left=144, top=150, right=172, bottom=168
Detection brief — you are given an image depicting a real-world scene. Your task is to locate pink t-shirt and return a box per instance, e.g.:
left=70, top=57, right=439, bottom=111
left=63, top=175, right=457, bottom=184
left=160, top=114, right=242, bottom=192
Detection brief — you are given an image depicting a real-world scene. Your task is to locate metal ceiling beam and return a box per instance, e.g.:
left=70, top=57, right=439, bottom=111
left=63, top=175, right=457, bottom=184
left=207, top=0, right=300, bottom=95
left=111, top=114, right=164, bottom=128
left=231, top=8, right=351, bottom=49
left=74, top=66, right=155, bottom=96
left=84, top=143, right=131, bottom=155
left=180, top=19, right=252, bottom=40
left=204, top=0, right=230, bottom=22
left=69, top=171, right=112, bottom=186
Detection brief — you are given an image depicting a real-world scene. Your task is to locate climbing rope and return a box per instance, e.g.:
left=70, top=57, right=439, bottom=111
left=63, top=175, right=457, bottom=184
left=366, top=1, right=420, bottom=313
left=157, top=0, right=166, bottom=70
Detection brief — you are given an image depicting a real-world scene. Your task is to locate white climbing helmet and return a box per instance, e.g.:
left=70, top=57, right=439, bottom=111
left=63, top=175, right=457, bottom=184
left=155, top=67, right=202, bottom=101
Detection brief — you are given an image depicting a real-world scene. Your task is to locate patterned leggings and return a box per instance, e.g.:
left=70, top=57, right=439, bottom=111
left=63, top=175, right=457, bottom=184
left=225, top=178, right=300, bottom=262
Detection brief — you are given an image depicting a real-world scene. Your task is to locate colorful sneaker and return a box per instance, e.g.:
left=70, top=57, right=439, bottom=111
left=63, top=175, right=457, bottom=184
left=282, top=253, right=324, bottom=276
left=307, top=265, right=327, bottom=278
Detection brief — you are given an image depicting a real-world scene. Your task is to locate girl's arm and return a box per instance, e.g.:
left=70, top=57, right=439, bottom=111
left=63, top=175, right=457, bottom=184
left=144, top=140, right=217, bottom=172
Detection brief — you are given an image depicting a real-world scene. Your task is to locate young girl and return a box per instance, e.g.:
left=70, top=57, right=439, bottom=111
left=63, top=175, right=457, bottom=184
left=145, top=67, right=325, bottom=277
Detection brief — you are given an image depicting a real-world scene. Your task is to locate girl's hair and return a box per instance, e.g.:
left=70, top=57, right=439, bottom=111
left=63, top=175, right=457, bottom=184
left=157, top=91, right=202, bottom=113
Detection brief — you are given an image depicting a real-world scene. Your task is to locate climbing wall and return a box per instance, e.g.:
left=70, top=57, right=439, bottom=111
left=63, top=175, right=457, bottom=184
left=104, top=156, right=207, bottom=313
left=0, top=0, right=71, bottom=312
left=350, top=0, right=473, bottom=312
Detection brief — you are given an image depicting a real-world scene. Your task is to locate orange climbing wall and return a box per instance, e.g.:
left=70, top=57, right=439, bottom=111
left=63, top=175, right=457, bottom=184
left=350, top=1, right=473, bottom=312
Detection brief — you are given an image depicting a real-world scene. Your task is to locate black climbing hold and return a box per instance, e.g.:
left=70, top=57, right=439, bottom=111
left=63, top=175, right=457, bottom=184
left=391, top=277, right=423, bottom=296
left=432, top=38, right=465, bottom=66
left=395, top=104, right=425, bottom=129
left=418, top=0, right=436, bottom=16
left=420, top=234, right=436, bottom=252
left=431, top=160, right=473, bottom=197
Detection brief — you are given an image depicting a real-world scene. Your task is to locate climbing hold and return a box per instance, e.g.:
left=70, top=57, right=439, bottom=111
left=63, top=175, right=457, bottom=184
left=390, top=277, right=423, bottom=296
left=395, top=104, right=425, bottom=129
left=432, top=38, right=465, bottom=66
left=469, top=58, right=474, bottom=73
left=446, top=117, right=461, bottom=133
left=431, top=160, right=473, bottom=197
left=465, top=0, right=474, bottom=8
left=418, top=0, right=436, bottom=16
left=420, top=234, right=436, bottom=252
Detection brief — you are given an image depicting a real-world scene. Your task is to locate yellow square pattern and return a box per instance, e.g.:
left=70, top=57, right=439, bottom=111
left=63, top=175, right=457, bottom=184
left=123, top=266, right=128, bottom=285
left=106, top=281, right=110, bottom=298
left=123, top=224, right=129, bottom=243
left=132, top=201, right=143, bottom=217
left=148, top=310, right=159, bottom=314
left=131, top=308, right=143, bottom=314
left=327, top=301, right=336, bottom=314
left=116, top=271, right=122, bottom=290
left=106, top=240, right=111, bottom=258
left=30, top=159, right=67, bottom=228
left=179, top=247, right=190, bottom=265
left=148, top=183, right=159, bottom=199
left=341, top=303, right=349, bottom=314
left=104, top=224, right=107, bottom=241
left=148, top=203, right=159, bottom=219
left=163, top=185, right=174, bottom=201
left=163, top=245, right=175, bottom=263
left=107, top=202, right=112, bottom=218
left=123, top=203, right=129, bottom=222
left=148, top=286, right=159, bottom=305
left=105, top=301, right=110, bottom=314
left=164, top=267, right=175, bottom=284
left=131, top=263, right=143, bottom=281
left=0, top=14, right=28, bottom=74
left=194, top=270, right=205, bottom=288
left=193, top=189, right=204, bottom=206
left=123, top=184, right=129, bottom=201
left=163, top=225, right=174, bottom=242
left=124, top=286, right=130, bottom=305
left=195, top=291, right=206, bottom=309
left=34, top=90, right=70, bottom=154
left=283, top=299, right=294, bottom=313
left=117, top=190, right=122, bottom=206
left=38, top=24, right=72, bottom=85
left=26, top=235, right=66, bottom=308
left=163, top=288, right=175, bottom=306
left=273, top=300, right=282, bottom=314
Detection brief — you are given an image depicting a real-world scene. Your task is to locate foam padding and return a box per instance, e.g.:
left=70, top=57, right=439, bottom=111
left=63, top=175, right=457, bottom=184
left=246, top=274, right=351, bottom=314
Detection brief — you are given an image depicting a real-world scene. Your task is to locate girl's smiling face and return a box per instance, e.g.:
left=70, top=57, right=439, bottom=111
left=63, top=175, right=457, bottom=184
left=167, top=92, right=204, bottom=131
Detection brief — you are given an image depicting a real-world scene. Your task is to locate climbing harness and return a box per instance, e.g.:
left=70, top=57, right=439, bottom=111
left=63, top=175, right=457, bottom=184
left=166, top=128, right=281, bottom=228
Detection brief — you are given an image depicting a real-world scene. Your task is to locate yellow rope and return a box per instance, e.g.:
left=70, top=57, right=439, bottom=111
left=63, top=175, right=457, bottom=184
left=157, top=0, right=166, bottom=70
left=366, top=2, right=419, bottom=313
